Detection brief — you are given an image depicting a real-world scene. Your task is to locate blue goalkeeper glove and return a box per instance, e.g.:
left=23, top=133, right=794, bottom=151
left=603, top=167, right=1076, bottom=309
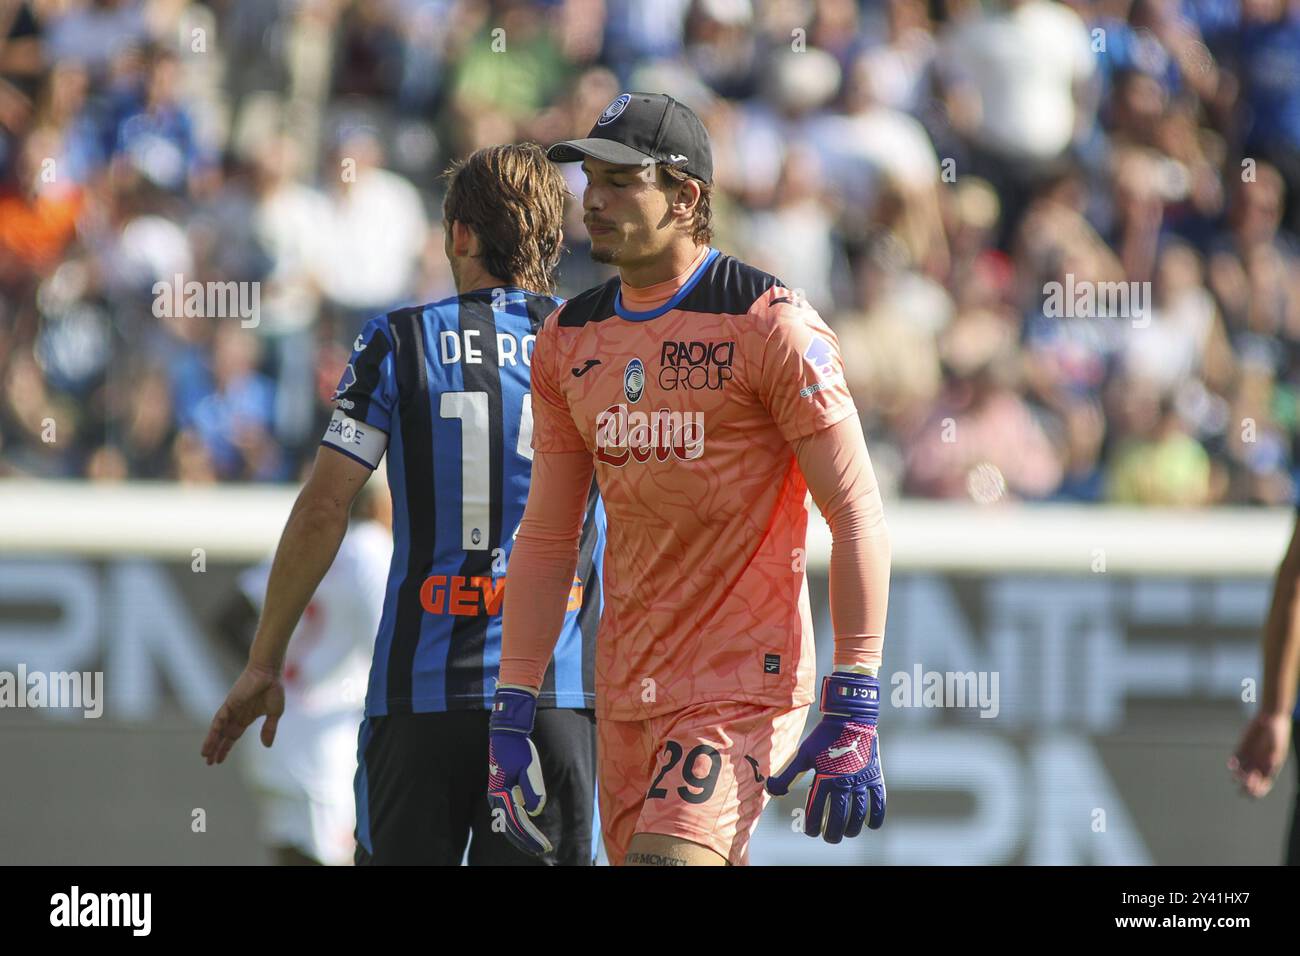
left=766, top=671, right=885, bottom=842
left=486, top=686, right=553, bottom=857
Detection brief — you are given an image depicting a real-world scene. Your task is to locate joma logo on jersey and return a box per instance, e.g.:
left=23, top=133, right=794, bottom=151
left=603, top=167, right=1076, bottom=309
left=594, top=404, right=705, bottom=465
left=421, top=575, right=583, bottom=616
left=659, top=339, right=734, bottom=391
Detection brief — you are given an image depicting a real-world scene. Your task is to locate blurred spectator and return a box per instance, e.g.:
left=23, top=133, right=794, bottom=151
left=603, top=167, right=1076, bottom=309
left=450, top=1, right=567, bottom=120
left=939, top=0, right=1098, bottom=243
left=905, top=308, right=1065, bottom=500
left=743, top=145, right=838, bottom=310
left=118, top=365, right=176, bottom=477
left=684, top=0, right=760, bottom=100
left=185, top=323, right=282, bottom=481
left=248, top=133, right=329, bottom=448
left=311, top=125, right=429, bottom=335
left=807, top=50, right=948, bottom=270
left=1238, top=0, right=1300, bottom=233
left=1106, top=385, right=1213, bottom=505
left=110, top=45, right=213, bottom=194
left=43, top=0, right=149, bottom=83
left=0, top=125, right=84, bottom=276
left=1120, top=239, right=1233, bottom=394
left=603, top=0, right=692, bottom=79
left=855, top=0, right=935, bottom=114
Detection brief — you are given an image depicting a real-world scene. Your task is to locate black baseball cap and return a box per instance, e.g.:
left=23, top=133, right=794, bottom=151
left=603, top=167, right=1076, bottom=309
left=547, top=92, right=713, bottom=184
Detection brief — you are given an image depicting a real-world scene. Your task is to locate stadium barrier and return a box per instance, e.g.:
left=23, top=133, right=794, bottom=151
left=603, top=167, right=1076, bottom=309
left=0, top=480, right=1293, bottom=864
left=0, top=479, right=1288, bottom=572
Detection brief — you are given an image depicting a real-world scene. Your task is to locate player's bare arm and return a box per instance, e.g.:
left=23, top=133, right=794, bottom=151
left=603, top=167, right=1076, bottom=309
left=201, top=445, right=372, bottom=765
left=1230, top=514, right=1300, bottom=797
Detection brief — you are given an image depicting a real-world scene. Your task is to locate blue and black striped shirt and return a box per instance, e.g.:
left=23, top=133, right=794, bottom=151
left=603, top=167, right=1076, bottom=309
left=322, top=288, right=604, bottom=715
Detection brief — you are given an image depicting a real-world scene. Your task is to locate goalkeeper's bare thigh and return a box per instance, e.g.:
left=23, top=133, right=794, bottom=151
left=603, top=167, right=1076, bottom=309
left=598, top=700, right=809, bottom=866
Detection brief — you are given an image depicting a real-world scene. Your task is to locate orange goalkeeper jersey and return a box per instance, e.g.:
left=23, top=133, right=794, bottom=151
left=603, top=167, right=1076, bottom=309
left=527, top=246, right=858, bottom=720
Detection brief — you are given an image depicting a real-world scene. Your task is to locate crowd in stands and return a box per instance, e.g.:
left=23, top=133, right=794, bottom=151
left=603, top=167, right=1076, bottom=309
left=2, top=0, right=1299, bottom=505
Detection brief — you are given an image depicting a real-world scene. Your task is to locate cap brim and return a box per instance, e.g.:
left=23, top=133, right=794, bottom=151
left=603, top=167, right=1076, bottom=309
left=547, top=138, right=654, bottom=168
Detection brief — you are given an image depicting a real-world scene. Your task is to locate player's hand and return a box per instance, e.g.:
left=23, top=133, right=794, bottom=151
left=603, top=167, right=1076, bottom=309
left=767, top=671, right=885, bottom=842
left=201, top=662, right=285, bottom=766
left=486, top=686, right=553, bottom=856
left=1228, top=712, right=1292, bottom=798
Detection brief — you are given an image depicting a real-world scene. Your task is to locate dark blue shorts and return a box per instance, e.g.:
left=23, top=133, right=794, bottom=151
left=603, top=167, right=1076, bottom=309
left=353, top=707, right=596, bottom=865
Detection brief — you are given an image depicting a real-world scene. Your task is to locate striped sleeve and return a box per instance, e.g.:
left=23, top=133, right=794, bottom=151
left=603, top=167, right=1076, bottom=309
left=321, top=315, right=397, bottom=469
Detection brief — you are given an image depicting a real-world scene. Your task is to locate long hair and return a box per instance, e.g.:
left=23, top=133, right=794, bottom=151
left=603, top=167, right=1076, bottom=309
left=442, top=143, right=570, bottom=293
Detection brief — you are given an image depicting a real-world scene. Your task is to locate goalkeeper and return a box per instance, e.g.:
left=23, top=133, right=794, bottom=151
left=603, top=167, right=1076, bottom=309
left=487, top=92, right=891, bottom=866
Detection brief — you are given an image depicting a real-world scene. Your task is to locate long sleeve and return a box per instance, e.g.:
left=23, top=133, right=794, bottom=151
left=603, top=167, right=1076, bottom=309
left=497, top=448, right=595, bottom=690
left=793, top=415, right=892, bottom=670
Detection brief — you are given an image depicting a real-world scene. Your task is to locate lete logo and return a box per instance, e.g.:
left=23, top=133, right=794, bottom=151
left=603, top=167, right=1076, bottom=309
left=595, top=404, right=705, bottom=465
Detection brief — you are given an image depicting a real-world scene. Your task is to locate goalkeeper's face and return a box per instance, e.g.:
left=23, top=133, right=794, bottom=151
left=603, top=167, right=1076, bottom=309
left=580, top=158, right=680, bottom=266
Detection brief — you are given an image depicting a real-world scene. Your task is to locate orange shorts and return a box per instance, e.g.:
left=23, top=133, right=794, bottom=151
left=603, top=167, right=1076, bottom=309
left=597, top=700, right=810, bottom=865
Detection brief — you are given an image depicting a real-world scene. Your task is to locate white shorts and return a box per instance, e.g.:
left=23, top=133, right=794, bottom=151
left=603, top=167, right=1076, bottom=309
left=241, top=710, right=362, bottom=865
